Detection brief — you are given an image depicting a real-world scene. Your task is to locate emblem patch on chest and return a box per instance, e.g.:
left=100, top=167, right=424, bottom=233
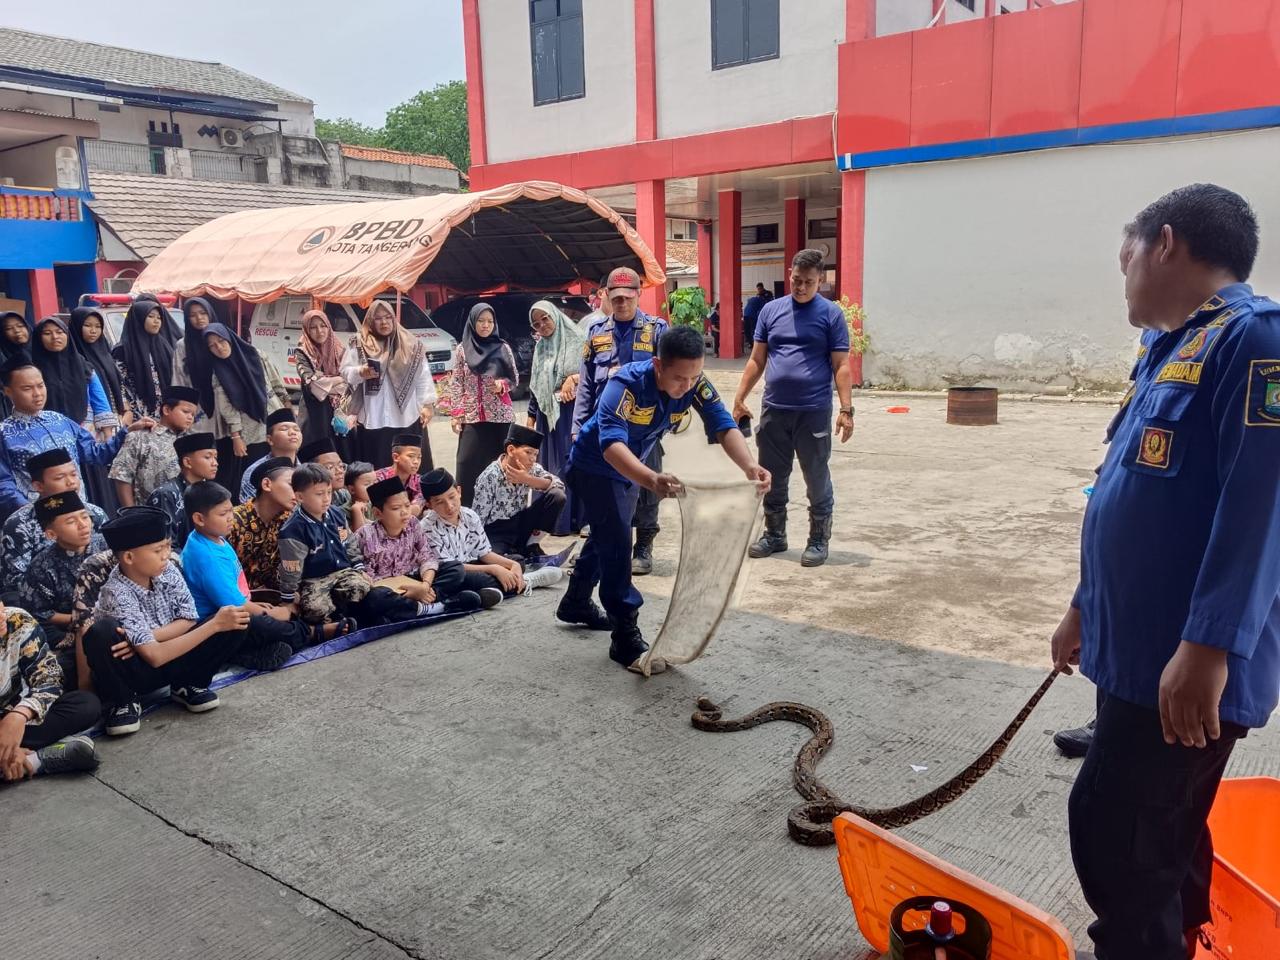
left=1245, top=360, right=1280, bottom=426
left=616, top=388, right=655, bottom=425
left=1137, top=427, right=1174, bottom=469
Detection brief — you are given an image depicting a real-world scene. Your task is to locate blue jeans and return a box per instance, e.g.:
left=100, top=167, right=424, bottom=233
left=755, top=405, right=835, bottom=516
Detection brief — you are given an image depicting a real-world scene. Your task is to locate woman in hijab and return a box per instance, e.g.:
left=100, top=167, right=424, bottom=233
left=0, top=311, right=32, bottom=417
left=34, top=314, right=122, bottom=514
left=202, top=322, right=286, bottom=493
left=112, top=299, right=179, bottom=419
left=296, top=309, right=350, bottom=453
left=340, top=298, right=435, bottom=470
left=525, top=300, right=585, bottom=534
left=172, top=297, right=218, bottom=405
left=445, top=302, right=518, bottom=506
left=70, top=306, right=126, bottom=423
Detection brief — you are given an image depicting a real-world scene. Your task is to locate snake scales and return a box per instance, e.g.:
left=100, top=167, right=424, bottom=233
left=691, top=670, right=1059, bottom=846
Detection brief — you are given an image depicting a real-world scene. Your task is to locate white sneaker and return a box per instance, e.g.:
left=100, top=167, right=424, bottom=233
left=522, top=565, right=564, bottom=593
left=417, top=601, right=445, bottom=616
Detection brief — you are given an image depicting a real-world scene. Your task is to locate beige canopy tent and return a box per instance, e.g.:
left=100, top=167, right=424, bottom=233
left=132, top=180, right=665, bottom=304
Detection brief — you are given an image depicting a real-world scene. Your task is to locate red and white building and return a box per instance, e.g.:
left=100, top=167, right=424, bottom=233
left=464, top=0, right=1280, bottom=390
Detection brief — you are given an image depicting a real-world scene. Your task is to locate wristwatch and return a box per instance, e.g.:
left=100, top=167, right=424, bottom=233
left=839, top=406, right=855, bottom=416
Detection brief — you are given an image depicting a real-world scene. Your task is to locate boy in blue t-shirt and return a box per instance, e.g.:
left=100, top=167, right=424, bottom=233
left=180, top=481, right=334, bottom=666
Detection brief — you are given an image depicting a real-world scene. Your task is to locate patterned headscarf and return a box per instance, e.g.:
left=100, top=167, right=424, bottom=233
left=299, top=310, right=347, bottom=409
left=528, top=300, right=585, bottom=429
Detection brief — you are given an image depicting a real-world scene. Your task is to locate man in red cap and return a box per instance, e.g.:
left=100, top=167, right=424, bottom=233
left=572, top=266, right=669, bottom=576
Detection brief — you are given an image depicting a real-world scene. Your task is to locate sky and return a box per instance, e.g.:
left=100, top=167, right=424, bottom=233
left=4, top=1, right=466, bottom=125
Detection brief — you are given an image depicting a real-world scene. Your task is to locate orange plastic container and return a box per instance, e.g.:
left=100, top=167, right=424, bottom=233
left=1196, top=777, right=1280, bottom=960
left=833, top=813, right=1074, bottom=960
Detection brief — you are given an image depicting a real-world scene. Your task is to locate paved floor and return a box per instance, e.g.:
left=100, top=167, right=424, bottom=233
left=6, top=382, right=1278, bottom=960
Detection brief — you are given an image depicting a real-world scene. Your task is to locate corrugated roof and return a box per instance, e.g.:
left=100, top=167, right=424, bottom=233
left=87, top=172, right=407, bottom=260
left=0, top=27, right=308, bottom=105
left=666, top=239, right=698, bottom=270
left=339, top=144, right=458, bottom=171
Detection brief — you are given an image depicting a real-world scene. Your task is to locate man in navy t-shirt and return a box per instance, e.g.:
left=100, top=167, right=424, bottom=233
left=732, top=249, right=853, bottom=566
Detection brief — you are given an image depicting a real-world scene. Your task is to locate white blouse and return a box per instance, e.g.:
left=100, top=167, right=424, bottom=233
left=341, top=345, right=437, bottom=431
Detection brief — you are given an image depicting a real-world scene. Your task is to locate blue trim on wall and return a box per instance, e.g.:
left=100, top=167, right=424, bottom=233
left=0, top=219, right=98, bottom=270
left=837, top=105, right=1280, bottom=171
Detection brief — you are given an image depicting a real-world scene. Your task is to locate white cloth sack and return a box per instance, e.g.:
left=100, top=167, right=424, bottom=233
left=639, top=479, right=761, bottom=676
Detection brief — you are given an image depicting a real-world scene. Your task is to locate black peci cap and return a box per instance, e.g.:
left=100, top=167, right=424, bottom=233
left=173, top=432, right=216, bottom=457
left=367, top=475, right=406, bottom=509
left=299, top=436, right=337, bottom=462
left=101, top=505, right=169, bottom=551
left=34, top=490, right=86, bottom=529
left=419, top=468, right=455, bottom=498
left=505, top=423, right=544, bottom=450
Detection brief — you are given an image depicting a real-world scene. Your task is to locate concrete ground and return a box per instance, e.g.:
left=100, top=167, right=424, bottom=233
left=6, top=367, right=1278, bottom=960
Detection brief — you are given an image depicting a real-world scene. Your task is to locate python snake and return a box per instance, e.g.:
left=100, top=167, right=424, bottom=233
left=691, top=671, right=1059, bottom=846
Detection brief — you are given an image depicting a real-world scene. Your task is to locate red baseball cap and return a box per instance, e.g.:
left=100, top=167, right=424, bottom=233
left=606, top=266, right=641, bottom=297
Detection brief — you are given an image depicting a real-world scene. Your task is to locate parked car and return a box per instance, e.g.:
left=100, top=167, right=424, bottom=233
left=428, top=293, right=593, bottom=400
left=247, top=294, right=458, bottom=392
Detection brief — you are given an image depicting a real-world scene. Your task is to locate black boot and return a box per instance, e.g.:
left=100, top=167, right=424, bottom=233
left=800, top=513, right=832, bottom=567
left=749, top=510, right=788, bottom=558
left=631, top=527, right=657, bottom=575
left=1053, top=718, right=1095, bottom=758
left=556, top=574, right=612, bottom=630
left=609, top=610, right=662, bottom=673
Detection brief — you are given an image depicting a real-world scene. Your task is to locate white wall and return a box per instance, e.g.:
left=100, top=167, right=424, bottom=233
left=479, top=0, right=635, bottom=164
left=654, top=0, right=843, bottom=140
left=862, top=128, right=1280, bottom=390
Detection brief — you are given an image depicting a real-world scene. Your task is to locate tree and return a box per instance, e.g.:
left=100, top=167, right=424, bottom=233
left=382, top=80, right=470, bottom=173
left=315, top=117, right=387, bottom=147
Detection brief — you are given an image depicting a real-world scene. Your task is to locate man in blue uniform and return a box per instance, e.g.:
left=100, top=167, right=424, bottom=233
left=573, top=265, right=669, bottom=576
left=557, top=325, right=770, bottom=673
left=1052, top=184, right=1280, bottom=960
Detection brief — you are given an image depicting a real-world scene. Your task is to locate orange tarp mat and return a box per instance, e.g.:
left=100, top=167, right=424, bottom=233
left=1197, top=777, right=1280, bottom=960
left=132, top=180, right=664, bottom=306
left=833, top=813, right=1074, bottom=960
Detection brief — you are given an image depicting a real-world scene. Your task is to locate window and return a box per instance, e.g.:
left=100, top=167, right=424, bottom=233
left=530, top=0, right=585, bottom=105
left=148, top=147, right=166, bottom=176
left=808, top=218, right=838, bottom=240
left=956, top=0, right=976, bottom=10
left=712, top=0, right=779, bottom=70
left=740, top=223, right=779, bottom=245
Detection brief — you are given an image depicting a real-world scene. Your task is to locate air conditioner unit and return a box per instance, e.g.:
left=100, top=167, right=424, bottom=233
left=219, top=127, right=243, bottom=148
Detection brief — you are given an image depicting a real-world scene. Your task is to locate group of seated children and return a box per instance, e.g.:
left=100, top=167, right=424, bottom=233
left=1, top=422, right=571, bottom=784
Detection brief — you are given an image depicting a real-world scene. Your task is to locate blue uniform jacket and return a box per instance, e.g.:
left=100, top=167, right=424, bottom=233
left=1078, top=283, right=1280, bottom=728
left=276, top=504, right=359, bottom=603
left=568, top=360, right=737, bottom=482
left=572, top=311, right=668, bottom=433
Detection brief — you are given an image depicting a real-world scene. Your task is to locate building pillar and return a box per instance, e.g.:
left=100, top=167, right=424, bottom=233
left=838, top=171, right=866, bottom=385
left=636, top=179, right=667, bottom=316
left=783, top=197, right=806, bottom=275
left=985, top=0, right=998, bottom=15
left=697, top=222, right=713, bottom=297
left=717, top=189, right=743, bottom=359
left=834, top=205, right=843, bottom=297
left=28, top=269, right=59, bottom=318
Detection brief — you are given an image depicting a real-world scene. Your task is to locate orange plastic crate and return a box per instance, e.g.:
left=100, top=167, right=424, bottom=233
left=1196, top=777, right=1280, bottom=960
left=834, top=813, right=1073, bottom=959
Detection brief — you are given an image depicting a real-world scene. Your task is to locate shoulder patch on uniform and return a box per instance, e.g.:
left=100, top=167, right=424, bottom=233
left=1245, top=359, right=1280, bottom=427
left=1137, top=427, right=1173, bottom=468
left=693, top=376, right=719, bottom=405
left=582, top=342, right=591, bottom=360
left=1135, top=343, right=1148, bottom=359
left=615, top=388, right=655, bottom=425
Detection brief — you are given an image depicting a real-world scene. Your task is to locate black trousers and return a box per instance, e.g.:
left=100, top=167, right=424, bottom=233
left=435, top=559, right=514, bottom=597
left=1069, top=692, right=1245, bottom=959
left=246, top=612, right=312, bottom=653
left=756, top=405, right=835, bottom=516
left=347, top=585, right=420, bottom=628
left=356, top=425, right=434, bottom=474
left=19, top=690, right=101, bottom=749
left=633, top=444, right=661, bottom=534
left=456, top=421, right=508, bottom=507
left=566, top=468, right=642, bottom=619
left=485, top=488, right=567, bottom=557
left=82, top=617, right=247, bottom=709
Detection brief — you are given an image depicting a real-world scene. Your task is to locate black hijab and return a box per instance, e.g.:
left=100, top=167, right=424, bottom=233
left=182, top=297, right=219, bottom=415
left=461, top=303, right=517, bottom=381
left=113, top=300, right=179, bottom=411
left=69, top=306, right=125, bottom=414
left=32, top=316, right=92, bottom=424
left=0, top=311, right=33, bottom=361
left=203, top=322, right=268, bottom=423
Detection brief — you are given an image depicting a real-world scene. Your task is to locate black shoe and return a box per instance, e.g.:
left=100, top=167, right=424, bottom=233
left=443, top=590, right=482, bottom=614
left=171, top=686, right=220, bottom=713
left=233, top=640, right=293, bottom=672
left=749, top=510, right=788, bottom=558
left=105, top=701, right=141, bottom=736
left=800, top=513, right=832, bottom=567
left=478, top=587, right=504, bottom=609
left=35, top=735, right=100, bottom=775
left=556, top=596, right=612, bottom=630
left=1053, top=718, right=1095, bottom=758
left=631, top=528, right=657, bottom=576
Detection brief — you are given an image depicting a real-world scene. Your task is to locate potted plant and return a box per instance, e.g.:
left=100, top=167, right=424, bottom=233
left=666, top=285, right=710, bottom=333
left=837, top=295, right=870, bottom=355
